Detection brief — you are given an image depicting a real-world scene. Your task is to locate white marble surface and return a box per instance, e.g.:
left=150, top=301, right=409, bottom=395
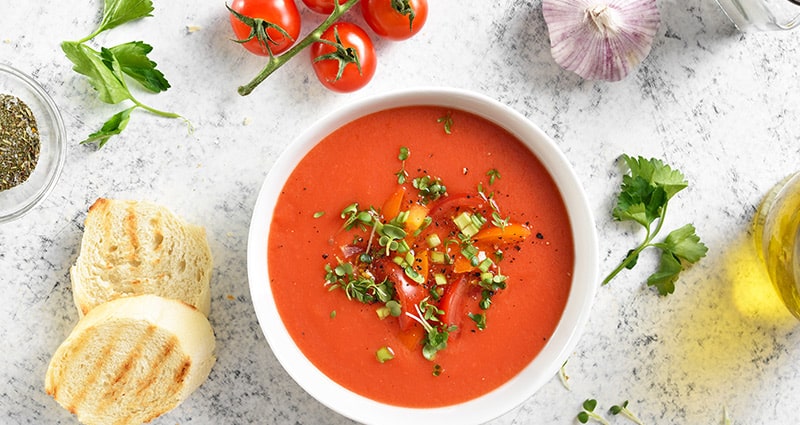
left=2, top=0, right=800, bottom=424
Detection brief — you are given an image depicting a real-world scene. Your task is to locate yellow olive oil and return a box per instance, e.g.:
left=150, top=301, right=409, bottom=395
left=754, top=172, right=800, bottom=320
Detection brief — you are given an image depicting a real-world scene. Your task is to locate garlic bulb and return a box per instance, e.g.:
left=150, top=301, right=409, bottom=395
left=542, top=0, right=661, bottom=82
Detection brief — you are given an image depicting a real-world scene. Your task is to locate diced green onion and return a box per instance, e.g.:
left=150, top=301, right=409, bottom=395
left=478, top=258, right=494, bottom=273
left=376, top=346, right=395, bottom=363
left=434, top=274, right=448, bottom=286
left=427, top=234, right=441, bottom=248
left=376, top=306, right=391, bottom=320
left=453, top=212, right=473, bottom=232
left=430, top=251, right=446, bottom=264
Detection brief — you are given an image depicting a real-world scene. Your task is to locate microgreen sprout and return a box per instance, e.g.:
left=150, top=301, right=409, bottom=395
left=412, top=175, right=447, bottom=204
left=395, top=146, right=410, bottom=184
left=609, top=400, right=644, bottom=425
left=437, top=111, right=453, bottom=134
left=487, top=168, right=501, bottom=185
left=558, top=359, right=570, bottom=390
left=468, top=312, right=486, bottom=330
left=577, top=399, right=610, bottom=425
left=405, top=303, right=455, bottom=361
left=603, top=154, right=708, bottom=295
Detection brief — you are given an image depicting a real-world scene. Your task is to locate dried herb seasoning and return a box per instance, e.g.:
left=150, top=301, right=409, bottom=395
left=0, top=93, right=40, bottom=191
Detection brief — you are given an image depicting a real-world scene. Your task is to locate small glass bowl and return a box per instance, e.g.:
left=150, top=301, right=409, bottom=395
left=0, top=63, right=66, bottom=224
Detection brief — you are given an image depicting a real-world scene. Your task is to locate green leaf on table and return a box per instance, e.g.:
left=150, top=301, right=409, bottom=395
left=97, top=0, right=154, bottom=34
left=602, top=154, right=707, bottom=295
left=108, top=41, right=171, bottom=92
left=658, top=223, right=709, bottom=264
left=647, top=251, right=682, bottom=295
left=61, top=41, right=131, bottom=104
left=81, top=106, right=136, bottom=148
left=622, top=154, right=688, bottom=200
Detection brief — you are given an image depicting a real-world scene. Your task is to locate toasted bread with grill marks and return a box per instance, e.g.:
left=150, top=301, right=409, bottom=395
left=70, top=198, right=212, bottom=316
left=45, top=295, right=216, bottom=425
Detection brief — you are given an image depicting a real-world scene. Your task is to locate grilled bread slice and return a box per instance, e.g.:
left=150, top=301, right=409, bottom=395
left=45, top=294, right=216, bottom=425
left=70, top=198, right=212, bottom=316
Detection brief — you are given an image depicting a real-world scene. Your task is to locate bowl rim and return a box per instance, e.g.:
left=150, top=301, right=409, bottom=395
left=0, top=62, right=67, bottom=224
left=247, top=87, right=598, bottom=425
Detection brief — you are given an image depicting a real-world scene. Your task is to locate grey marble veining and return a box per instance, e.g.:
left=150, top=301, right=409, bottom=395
left=2, top=0, right=800, bottom=424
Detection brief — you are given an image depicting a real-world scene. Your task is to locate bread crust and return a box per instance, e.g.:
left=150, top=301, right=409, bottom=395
left=45, top=295, right=216, bottom=425
left=71, top=198, right=213, bottom=316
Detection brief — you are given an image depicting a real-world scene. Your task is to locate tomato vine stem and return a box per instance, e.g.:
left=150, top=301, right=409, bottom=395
left=237, top=0, right=361, bottom=96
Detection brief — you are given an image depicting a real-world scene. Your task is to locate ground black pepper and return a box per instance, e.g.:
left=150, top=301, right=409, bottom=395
left=0, top=93, right=40, bottom=191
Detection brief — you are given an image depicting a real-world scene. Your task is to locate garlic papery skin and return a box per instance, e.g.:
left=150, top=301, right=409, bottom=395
left=542, top=0, right=661, bottom=82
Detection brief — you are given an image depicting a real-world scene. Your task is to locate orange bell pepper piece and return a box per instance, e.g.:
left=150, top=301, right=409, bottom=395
left=382, top=186, right=406, bottom=221
left=472, top=223, right=531, bottom=245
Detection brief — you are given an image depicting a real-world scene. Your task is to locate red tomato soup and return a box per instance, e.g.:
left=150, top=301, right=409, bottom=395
left=267, top=106, right=574, bottom=407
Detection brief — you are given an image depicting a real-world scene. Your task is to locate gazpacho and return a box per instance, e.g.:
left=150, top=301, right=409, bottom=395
left=267, top=106, right=574, bottom=407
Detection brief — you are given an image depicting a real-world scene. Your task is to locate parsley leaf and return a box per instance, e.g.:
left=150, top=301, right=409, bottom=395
left=603, top=155, right=708, bottom=294
left=82, top=106, right=135, bottom=148
left=63, top=0, right=186, bottom=148
left=94, top=0, right=155, bottom=39
left=62, top=42, right=130, bottom=104
left=108, top=41, right=171, bottom=93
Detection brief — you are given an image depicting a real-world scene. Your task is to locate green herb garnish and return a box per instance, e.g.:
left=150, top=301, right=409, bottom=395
left=412, top=175, right=447, bottom=204
left=486, top=168, right=501, bottom=185
left=609, top=400, right=644, bottom=425
left=395, top=146, right=409, bottom=184
left=468, top=312, right=486, bottom=330
left=62, top=0, right=188, bottom=148
left=437, top=111, right=453, bottom=134
left=602, top=155, right=708, bottom=295
left=577, top=399, right=610, bottom=425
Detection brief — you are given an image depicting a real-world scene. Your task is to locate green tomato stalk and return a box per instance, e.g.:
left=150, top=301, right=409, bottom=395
left=237, top=0, right=361, bottom=96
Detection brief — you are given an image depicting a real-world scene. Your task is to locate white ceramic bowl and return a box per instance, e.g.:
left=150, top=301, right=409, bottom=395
left=248, top=88, right=598, bottom=425
left=0, top=63, right=66, bottom=223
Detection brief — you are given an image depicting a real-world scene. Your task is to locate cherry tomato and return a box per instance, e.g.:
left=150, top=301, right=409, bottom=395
left=301, top=0, right=347, bottom=14
left=361, top=0, right=428, bottom=40
left=229, top=0, right=302, bottom=56
left=310, top=22, right=377, bottom=93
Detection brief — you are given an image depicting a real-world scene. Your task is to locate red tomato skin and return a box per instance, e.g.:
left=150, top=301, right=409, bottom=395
left=229, top=0, right=302, bottom=56
left=310, top=23, right=377, bottom=93
left=361, top=0, right=428, bottom=40
left=438, top=275, right=472, bottom=334
left=301, top=0, right=347, bottom=14
left=372, top=260, right=426, bottom=331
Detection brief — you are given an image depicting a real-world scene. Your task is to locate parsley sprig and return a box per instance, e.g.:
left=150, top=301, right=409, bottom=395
left=602, top=155, right=708, bottom=295
left=62, top=0, right=188, bottom=148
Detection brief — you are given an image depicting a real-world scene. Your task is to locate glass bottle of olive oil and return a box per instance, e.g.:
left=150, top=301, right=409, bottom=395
left=754, top=172, right=800, bottom=320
